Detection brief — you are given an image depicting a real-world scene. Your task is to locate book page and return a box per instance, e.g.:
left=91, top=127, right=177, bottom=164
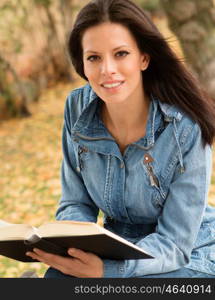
left=0, top=224, right=34, bottom=241
left=0, top=220, right=14, bottom=227
left=37, top=221, right=103, bottom=237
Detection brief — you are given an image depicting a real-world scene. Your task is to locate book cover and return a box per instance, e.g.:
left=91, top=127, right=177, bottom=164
left=0, top=220, right=154, bottom=262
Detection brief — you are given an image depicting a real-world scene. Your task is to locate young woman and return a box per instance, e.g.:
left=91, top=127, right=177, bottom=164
left=26, top=0, right=215, bottom=278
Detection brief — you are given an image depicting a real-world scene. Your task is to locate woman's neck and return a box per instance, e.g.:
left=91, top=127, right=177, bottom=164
left=101, top=90, right=150, bottom=149
left=101, top=93, right=149, bottom=132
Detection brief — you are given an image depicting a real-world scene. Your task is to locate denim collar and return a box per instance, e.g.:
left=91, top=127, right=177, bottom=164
left=153, top=95, right=183, bottom=122
left=71, top=84, right=183, bottom=155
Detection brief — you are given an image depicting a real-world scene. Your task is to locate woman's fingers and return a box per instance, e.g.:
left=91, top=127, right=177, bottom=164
left=25, top=248, right=103, bottom=277
left=26, top=248, right=74, bottom=273
left=68, top=248, right=91, bottom=263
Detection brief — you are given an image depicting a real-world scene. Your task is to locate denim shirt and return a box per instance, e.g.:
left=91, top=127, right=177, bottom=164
left=56, top=83, right=215, bottom=277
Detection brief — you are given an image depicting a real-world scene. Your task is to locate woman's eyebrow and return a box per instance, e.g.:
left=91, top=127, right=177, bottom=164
left=84, top=45, right=129, bottom=54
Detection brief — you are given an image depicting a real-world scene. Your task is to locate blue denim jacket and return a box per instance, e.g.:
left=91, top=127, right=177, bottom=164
left=56, top=83, right=215, bottom=277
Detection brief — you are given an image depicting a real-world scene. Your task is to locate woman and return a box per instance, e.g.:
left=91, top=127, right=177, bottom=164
left=26, top=0, right=215, bottom=278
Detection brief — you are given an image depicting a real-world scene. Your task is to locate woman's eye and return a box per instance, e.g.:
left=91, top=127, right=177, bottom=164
left=87, top=55, right=99, bottom=62
left=116, top=51, right=129, bottom=57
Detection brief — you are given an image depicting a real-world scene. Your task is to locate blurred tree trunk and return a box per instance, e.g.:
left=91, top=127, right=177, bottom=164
left=59, top=0, right=74, bottom=33
left=160, top=0, right=215, bottom=98
left=41, top=4, right=71, bottom=81
left=58, top=0, right=75, bottom=80
left=34, top=0, right=74, bottom=82
left=0, top=54, right=30, bottom=118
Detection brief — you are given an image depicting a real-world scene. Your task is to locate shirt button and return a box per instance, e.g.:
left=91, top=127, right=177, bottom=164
left=120, top=162, right=124, bottom=168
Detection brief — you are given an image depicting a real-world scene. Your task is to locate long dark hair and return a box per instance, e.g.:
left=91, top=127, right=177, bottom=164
left=68, top=0, right=215, bottom=146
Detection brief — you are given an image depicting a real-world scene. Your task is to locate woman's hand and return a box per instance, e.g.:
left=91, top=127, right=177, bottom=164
left=26, top=247, right=104, bottom=278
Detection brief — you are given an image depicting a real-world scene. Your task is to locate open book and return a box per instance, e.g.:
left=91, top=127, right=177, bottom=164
left=0, top=219, right=153, bottom=262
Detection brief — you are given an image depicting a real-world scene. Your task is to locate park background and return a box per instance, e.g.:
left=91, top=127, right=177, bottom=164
left=0, top=0, right=215, bottom=277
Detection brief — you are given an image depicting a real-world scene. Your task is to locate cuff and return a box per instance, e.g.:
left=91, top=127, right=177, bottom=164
left=103, top=259, right=126, bottom=278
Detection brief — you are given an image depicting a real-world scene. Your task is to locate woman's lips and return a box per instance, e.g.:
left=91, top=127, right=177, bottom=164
left=101, top=81, right=124, bottom=92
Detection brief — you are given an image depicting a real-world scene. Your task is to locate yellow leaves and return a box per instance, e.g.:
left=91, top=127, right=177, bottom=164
left=1, top=258, right=47, bottom=278
left=4, top=267, right=19, bottom=278
left=0, top=81, right=78, bottom=277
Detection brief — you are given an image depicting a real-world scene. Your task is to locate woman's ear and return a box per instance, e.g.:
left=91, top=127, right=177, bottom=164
left=141, top=53, right=150, bottom=71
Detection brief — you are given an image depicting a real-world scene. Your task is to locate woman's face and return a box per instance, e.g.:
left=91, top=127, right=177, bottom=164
left=82, top=22, right=149, bottom=105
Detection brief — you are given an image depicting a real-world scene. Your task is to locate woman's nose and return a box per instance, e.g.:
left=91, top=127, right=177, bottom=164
left=100, top=58, right=117, bottom=75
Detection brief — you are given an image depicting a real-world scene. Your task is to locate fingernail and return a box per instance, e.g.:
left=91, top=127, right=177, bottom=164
left=69, top=248, right=75, bottom=254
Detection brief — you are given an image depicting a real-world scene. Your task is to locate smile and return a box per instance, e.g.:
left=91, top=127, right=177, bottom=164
left=101, top=81, right=124, bottom=91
